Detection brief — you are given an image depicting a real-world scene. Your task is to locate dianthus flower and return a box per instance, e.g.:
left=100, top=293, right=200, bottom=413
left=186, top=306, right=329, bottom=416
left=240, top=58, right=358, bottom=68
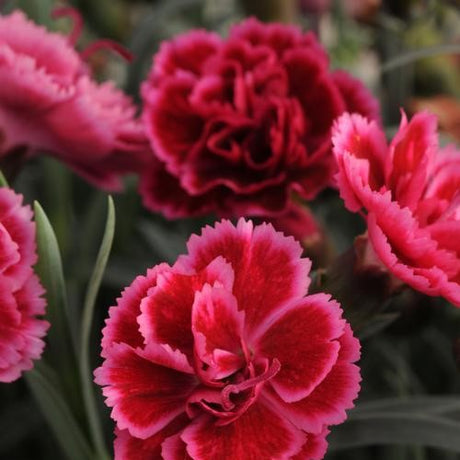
left=332, top=111, right=460, bottom=306
left=0, top=187, right=47, bottom=382
left=0, top=9, right=148, bottom=190
left=95, top=219, right=361, bottom=459
left=140, top=18, right=380, bottom=218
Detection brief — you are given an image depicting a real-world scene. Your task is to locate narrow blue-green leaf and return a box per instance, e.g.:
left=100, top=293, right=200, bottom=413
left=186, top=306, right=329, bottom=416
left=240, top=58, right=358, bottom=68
left=79, top=196, right=115, bottom=460
left=25, top=365, right=93, bottom=460
left=358, top=312, right=400, bottom=339
left=382, top=43, right=460, bottom=73
left=33, top=202, right=79, bottom=395
left=0, top=170, right=8, bottom=188
left=329, top=412, right=460, bottom=453
left=351, top=396, right=460, bottom=417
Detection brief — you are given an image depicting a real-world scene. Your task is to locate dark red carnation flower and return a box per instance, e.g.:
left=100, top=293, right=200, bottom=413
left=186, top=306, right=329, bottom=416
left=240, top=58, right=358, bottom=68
left=0, top=10, right=149, bottom=190
left=140, top=18, right=379, bottom=218
left=333, top=111, right=460, bottom=306
left=95, top=219, right=361, bottom=459
left=0, top=187, right=48, bottom=382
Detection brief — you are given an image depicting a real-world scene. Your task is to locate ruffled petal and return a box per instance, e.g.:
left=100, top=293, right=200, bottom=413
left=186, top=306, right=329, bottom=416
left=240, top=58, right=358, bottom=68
left=94, top=342, right=196, bottom=439
left=264, top=324, right=361, bottom=433
left=114, top=414, right=189, bottom=460
left=192, top=283, right=245, bottom=379
left=178, top=219, right=311, bottom=337
left=256, top=293, right=345, bottom=403
left=367, top=195, right=460, bottom=298
left=101, top=264, right=170, bottom=356
left=332, top=70, right=381, bottom=123
left=138, top=257, right=234, bottom=359
left=139, top=157, right=223, bottom=218
left=181, top=402, right=305, bottom=460
left=388, top=111, right=438, bottom=208
left=0, top=188, right=36, bottom=289
left=332, top=112, right=387, bottom=210
left=291, top=428, right=330, bottom=460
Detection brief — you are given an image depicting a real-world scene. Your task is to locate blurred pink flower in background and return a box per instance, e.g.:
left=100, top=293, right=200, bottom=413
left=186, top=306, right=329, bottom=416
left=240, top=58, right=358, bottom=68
left=0, top=187, right=47, bottom=382
left=333, top=111, right=460, bottom=306
left=0, top=10, right=148, bottom=189
left=95, top=219, right=361, bottom=459
left=140, top=18, right=380, bottom=219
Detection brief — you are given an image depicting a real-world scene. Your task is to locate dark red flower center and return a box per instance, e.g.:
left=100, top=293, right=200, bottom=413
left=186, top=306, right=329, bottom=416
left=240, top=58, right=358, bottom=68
left=186, top=348, right=281, bottom=425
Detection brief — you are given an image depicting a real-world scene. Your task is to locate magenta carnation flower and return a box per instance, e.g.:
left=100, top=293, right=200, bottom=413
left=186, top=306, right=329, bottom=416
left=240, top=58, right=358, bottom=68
left=0, top=187, right=47, bottom=382
left=140, top=18, right=380, bottom=218
left=0, top=10, right=148, bottom=190
left=332, top=111, right=460, bottom=306
left=95, top=219, right=361, bottom=459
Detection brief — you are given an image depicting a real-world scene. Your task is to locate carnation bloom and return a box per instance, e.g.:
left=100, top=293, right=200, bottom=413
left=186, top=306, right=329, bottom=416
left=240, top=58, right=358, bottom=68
left=95, top=219, right=361, bottom=459
left=332, top=111, right=460, bottom=306
left=140, top=18, right=380, bottom=218
left=0, top=9, right=148, bottom=190
left=0, top=187, right=47, bottom=382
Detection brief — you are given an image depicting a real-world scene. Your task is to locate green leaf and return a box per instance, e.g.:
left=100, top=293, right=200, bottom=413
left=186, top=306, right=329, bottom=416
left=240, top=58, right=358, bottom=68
left=329, top=412, right=460, bottom=453
left=351, top=396, right=460, bottom=417
left=79, top=196, right=115, bottom=460
left=382, top=43, right=460, bottom=73
left=25, top=364, right=93, bottom=460
left=0, top=170, right=8, bottom=187
left=33, top=202, right=80, bottom=401
left=358, top=312, right=400, bottom=340
left=137, top=218, right=186, bottom=263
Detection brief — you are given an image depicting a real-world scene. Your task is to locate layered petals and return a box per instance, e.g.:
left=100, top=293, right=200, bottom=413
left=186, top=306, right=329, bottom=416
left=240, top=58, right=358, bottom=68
left=178, top=219, right=311, bottom=335
left=265, top=324, right=361, bottom=434
left=333, top=111, right=460, bottom=306
left=100, top=264, right=170, bottom=357
left=114, top=415, right=190, bottom=460
left=96, top=219, right=360, bottom=459
left=0, top=187, right=47, bottom=382
left=94, top=342, right=196, bottom=439
left=256, top=294, right=345, bottom=403
left=0, top=9, right=149, bottom=189
left=140, top=17, right=380, bottom=219
left=181, top=403, right=305, bottom=460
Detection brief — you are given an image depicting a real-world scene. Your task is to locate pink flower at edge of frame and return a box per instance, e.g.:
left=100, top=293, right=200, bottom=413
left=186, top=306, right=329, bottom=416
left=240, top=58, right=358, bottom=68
left=332, top=110, right=460, bottom=307
left=0, top=187, right=48, bottom=382
left=95, top=218, right=361, bottom=459
left=0, top=9, right=150, bottom=190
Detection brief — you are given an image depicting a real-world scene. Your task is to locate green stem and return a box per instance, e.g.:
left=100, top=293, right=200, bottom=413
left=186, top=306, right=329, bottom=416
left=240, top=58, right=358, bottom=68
left=382, top=43, right=460, bottom=72
left=79, top=197, right=115, bottom=460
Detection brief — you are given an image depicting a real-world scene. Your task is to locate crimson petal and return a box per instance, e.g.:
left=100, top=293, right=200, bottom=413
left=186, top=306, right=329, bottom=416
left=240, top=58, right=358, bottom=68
left=179, top=218, right=311, bottom=337
left=114, top=414, right=189, bottom=460
left=181, top=402, right=305, bottom=460
left=192, top=283, right=245, bottom=379
left=94, top=342, right=196, bottom=439
left=101, top=264, right=170, bottom=356
left=264, top=324, right=361, bottom=433
left=256, top=293, right=345, bottom=403
left=138, top=257, right=234, bottom=359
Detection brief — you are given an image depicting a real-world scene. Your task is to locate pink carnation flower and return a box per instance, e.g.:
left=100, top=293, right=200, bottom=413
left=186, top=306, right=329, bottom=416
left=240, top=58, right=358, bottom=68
left=95, top=219, right=361, bottom=459
left=332, top=111, right=460, bottom=306
left=140, top=18, right=380, bottom=218
left=0, top=9, right=148, bottom=190
left=0, top=187, right=48, bottom=382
